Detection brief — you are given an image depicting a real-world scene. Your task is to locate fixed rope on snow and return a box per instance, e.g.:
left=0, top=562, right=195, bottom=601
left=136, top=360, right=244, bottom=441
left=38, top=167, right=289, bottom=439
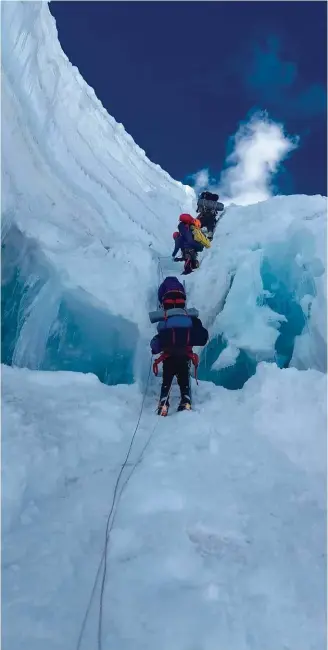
left=77, top=262, right=208, bottom=648
left=76, top=359, right=160, bottom=650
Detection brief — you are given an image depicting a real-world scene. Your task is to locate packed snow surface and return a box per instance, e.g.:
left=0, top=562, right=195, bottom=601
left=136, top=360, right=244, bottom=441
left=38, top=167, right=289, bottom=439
left=2, top=363, right=326, bottom=650
left=1, top=2, right=327, bottom=650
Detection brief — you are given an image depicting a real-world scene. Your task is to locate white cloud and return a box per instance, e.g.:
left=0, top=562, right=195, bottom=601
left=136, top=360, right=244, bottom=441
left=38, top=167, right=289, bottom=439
left=189, top=168, right=210, bottom=194
left=189, top=112, right=298, bottom=207
left=219, top=112, right=298, bottom=205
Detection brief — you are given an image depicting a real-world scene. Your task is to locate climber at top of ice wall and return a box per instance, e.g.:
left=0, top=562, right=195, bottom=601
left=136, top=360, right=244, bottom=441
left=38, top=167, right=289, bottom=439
left=1, top=0, right=194, bottom=328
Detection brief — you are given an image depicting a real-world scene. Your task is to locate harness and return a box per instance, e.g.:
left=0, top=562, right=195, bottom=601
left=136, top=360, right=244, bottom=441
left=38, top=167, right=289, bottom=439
left=153, top=349, right=199, bottom=384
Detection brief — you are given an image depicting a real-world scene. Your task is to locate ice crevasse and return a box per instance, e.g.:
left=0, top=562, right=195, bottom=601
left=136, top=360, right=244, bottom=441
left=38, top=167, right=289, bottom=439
left=1, top=3, right=327, bottom=650
left=2, top=1, right=327, bottom=388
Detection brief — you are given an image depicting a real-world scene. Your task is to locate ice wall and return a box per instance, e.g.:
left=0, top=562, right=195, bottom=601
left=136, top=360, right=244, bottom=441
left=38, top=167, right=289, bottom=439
left=188, top=195, right=327, bottom=388
left=1, top=1, right=193, bottom=383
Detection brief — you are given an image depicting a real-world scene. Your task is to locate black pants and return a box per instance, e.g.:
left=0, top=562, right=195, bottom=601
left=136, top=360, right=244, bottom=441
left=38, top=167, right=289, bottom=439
left=199, top=213, right=217, bottom=232
left=182, top=249, right=199, bottom=275
left=160, top=356, right=190, bottom=402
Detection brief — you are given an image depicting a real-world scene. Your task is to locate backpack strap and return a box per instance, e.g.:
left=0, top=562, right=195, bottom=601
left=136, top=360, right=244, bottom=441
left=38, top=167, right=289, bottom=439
left=162, top=289, right=186, bottom=309
left=188, top=351, right=199, bottom=384
left=163, top=298, right=186, bottom=307
left=153, top=352, right=170, bottom=376
left=153, top=350, right=199, bottom=384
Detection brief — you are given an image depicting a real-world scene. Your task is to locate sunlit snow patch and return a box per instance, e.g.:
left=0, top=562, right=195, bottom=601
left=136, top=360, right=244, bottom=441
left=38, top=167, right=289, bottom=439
left=211, top=343, right=240, bottom=371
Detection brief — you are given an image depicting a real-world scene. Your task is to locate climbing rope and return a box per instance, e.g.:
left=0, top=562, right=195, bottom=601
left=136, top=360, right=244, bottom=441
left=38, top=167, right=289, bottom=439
left=76, top=359, right=158, bottom=650
left=157, top=257, right=165, bottom=284
left=157, top=255, right=181, bottom=287
left=76, top=267, right=194, bottom=649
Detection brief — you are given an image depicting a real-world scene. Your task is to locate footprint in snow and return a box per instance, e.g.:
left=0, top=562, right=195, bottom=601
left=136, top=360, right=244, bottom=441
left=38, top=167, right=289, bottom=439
left=187, top=524, right=251, bottom=563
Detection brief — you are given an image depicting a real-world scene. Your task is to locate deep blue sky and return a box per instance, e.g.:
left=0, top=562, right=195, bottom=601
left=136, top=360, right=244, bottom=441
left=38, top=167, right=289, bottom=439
left=50, top=1, right=327, bottom=196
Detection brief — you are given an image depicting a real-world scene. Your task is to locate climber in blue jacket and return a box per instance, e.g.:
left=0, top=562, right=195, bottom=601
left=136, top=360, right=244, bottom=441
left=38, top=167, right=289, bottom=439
left=150, top=277, right=208, bottom=415
left=172, top=214, right=204, bottom=274
left=172, top=231, right=183, bottom=258
left=173, top=214, right=204, bottom=256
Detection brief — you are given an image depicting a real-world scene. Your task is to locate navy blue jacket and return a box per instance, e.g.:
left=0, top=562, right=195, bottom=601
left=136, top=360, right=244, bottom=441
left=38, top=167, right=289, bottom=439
left=176, top=223, right=204, bottom=253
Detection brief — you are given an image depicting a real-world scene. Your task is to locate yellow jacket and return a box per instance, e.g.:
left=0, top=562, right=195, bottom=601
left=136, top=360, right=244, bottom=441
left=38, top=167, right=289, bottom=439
left=191, top=226, right=211, bottom=248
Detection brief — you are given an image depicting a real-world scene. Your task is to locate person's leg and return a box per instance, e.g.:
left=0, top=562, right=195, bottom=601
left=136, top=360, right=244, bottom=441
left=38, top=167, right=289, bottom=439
left=176, top=357, right=191, bottom=408
left=200, top=213, right=211, bottom=230
left=207, top=215, right=216, bottom=239
left=158, top=358, right=175, bottom=413
left=190, top=249, right=199, bottom=270
left=182, top=250, right=193, bottom=275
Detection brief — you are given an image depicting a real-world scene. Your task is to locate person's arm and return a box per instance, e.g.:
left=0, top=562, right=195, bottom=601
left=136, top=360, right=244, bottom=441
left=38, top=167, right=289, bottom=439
left=150, top=335, right=162, bottom=355
left=191, top=318, right=209, bottom=346
left=172, top=240, right=180, bottom=257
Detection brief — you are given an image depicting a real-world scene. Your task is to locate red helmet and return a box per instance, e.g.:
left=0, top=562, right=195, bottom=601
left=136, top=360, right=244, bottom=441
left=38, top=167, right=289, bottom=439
left=179, top=213, right=195, bottom=225
left=173, top=231, right=180, bottom=240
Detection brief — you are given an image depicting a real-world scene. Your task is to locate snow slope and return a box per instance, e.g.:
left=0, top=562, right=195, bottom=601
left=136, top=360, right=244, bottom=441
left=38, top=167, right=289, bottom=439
left=2, top=2, right=327, bottom=650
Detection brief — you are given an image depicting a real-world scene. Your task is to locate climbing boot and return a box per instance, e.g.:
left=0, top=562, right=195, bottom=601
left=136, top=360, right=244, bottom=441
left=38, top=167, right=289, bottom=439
left=157, top=398, right=169, bottom=416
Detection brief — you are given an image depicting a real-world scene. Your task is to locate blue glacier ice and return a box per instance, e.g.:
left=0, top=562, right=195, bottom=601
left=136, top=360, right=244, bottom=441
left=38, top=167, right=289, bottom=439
left=188, top=197, right=327, bottom=388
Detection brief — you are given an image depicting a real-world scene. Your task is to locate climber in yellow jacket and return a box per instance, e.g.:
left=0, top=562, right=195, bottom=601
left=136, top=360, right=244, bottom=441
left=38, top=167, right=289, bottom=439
left=190, top=221, right=211, bottom=249
left=172, top=214, right=211, bottom=275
